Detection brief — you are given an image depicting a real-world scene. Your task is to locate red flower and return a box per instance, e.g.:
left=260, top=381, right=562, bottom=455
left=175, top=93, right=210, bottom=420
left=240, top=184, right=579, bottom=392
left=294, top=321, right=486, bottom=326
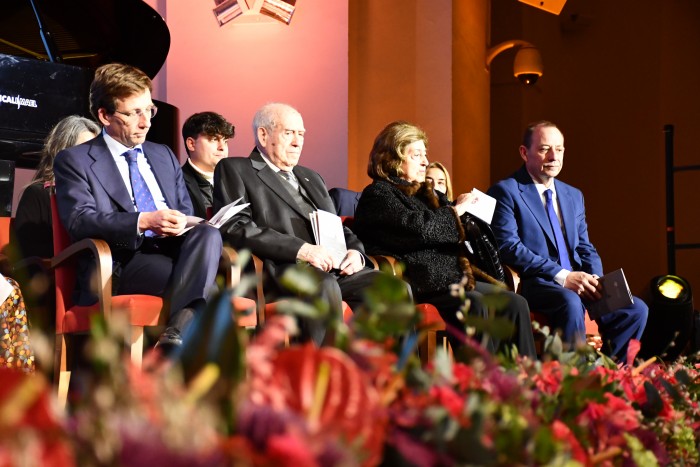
left=551, top=420, right=587, bottom=463
left=429, top=386, right=466, bottom=420
left=266, top=433, right=319, bottom=467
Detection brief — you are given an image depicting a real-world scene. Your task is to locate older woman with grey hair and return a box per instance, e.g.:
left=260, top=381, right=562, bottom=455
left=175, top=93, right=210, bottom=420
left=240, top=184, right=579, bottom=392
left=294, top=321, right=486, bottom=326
left=12, top=115, right=100, bottom=260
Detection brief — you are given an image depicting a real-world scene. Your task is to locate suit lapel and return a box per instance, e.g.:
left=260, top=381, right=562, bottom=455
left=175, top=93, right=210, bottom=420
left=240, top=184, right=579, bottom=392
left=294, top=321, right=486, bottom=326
left=517, top=177, right=557, bottom=246
left=294, top=170, right=325, bottom=210
left=554, top=181, right=577, bottom=250
left=143, top=145, right=177, bottom=209
left=88, top=138, right=135, bottom=212
left=250, top=150, right=310, bottom=218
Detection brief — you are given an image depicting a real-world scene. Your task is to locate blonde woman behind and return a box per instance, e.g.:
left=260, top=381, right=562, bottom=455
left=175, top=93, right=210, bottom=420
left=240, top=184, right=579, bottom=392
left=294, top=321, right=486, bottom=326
left=426, top=161, right=453, bottom=201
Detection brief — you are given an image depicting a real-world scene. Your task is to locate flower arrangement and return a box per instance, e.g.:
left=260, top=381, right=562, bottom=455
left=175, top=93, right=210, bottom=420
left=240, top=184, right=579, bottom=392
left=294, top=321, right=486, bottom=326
left=1, top=266, right=700, bottom=466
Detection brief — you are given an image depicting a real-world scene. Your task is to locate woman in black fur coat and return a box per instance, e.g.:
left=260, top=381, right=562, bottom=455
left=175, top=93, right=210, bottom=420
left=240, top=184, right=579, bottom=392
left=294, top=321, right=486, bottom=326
left=353, top=121, right=536, bottom=358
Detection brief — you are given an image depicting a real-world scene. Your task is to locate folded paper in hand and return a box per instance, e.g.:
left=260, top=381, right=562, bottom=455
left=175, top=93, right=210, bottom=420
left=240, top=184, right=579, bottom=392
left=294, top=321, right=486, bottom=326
left=464, top=188, right=497, bottom=225
left=309, top=210, right=347, bottom=269
left=588, top=268, right=634, bottom=318
left=181, top=197, right=250, bottom=235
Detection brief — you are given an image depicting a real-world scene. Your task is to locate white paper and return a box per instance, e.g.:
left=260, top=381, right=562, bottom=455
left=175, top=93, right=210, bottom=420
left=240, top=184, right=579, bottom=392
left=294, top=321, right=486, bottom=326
left=0, top=273, right=13, bottom=304
left=310, top=210, right=347, bottom=268
left=464, top=188, right=497, bottom=225
left=179, top=197, right=250, bottom=235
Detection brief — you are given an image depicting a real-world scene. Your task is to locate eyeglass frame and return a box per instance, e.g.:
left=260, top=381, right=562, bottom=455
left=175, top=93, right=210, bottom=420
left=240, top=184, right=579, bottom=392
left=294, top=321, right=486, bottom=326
left=112, top=105, right=159, bottom=120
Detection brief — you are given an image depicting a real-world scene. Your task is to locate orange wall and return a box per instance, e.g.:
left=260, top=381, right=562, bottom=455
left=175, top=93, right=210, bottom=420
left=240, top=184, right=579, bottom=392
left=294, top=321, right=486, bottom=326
left=348, top=0, right=455, bottom=192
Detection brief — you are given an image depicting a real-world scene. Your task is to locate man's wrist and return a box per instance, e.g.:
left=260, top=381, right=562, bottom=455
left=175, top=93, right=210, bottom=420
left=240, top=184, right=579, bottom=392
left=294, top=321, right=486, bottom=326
left=350, top=249, right=366, bottom=267
left=554, top=268, right=570, bottom=286
left=296, top=243, right=311, bottom=263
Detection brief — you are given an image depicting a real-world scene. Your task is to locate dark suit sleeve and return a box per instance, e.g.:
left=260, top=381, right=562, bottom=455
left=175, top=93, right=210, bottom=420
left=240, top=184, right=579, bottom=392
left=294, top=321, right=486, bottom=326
left=488, top=182, right=563, bottom=280
left=164, top=147, right=194, bottom=216
left=214, top=158, right=306, bottom=263
left=54, top=148, right=141, bottom=248
left=304, top=171, right=365, bottom=254
left=11, top=184, right=53, bottom=258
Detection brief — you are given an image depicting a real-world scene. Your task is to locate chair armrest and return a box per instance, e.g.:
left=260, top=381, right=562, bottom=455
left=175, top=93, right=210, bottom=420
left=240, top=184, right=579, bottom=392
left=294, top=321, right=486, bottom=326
left=370, top=255, right=404, bottom=278
left=222, top=246, right=267, bottom=326
left=250, top=253, right=266, bottom=325
left=221, top=246, right=242, bottom=288
left=504, top=265, right=521, bottom=293
left=51, top=237, right=113, bottom=318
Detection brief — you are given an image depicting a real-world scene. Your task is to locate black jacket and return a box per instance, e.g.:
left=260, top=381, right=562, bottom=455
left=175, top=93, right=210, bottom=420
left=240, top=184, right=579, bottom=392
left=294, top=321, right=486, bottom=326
left=353, top=177, right=474, bottom=297
left=182, top=161, right=213, bottom=220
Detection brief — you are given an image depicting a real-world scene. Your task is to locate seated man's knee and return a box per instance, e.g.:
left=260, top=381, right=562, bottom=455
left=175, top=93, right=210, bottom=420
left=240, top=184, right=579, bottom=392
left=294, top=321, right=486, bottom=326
left=188, top=224, right=223, bottom=249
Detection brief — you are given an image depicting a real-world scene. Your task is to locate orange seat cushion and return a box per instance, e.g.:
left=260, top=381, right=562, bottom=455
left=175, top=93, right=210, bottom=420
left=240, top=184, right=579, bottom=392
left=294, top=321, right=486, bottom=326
left=416, top=303, right=445, bottom=329
left=60, top=295, right=164, bottom=334
left=232, top=296, right=258, bottom=327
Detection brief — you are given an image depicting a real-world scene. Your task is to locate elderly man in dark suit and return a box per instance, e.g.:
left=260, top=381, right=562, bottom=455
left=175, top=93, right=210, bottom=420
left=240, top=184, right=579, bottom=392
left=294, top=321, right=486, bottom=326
left=54, top=63, right=222, bottom=349
left=181, top=112, right=235, bottom=219
left=487, top=120, right=647, bottom=360
left=214, top=102, right=392, bottom=344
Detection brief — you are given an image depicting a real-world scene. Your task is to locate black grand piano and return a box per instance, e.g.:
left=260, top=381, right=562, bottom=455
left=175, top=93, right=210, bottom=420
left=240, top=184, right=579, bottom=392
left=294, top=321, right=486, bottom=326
left=0, top=0, right=178, bottom=216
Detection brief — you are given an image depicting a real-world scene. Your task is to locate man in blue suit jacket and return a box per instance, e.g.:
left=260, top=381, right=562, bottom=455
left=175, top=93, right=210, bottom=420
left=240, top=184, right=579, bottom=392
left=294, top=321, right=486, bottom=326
left=487, top=121, right=647, bottom=360
left=54, top=63, right=222, bottom=349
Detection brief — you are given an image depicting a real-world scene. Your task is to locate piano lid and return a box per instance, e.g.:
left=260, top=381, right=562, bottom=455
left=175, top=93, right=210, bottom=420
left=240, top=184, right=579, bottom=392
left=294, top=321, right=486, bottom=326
left=0, top=0, right=174, bottom=168
left=0, top=0, right=170, bottom=79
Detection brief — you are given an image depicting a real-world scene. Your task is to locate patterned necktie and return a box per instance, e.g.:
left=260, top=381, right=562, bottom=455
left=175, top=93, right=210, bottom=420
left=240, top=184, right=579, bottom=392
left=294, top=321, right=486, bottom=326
left=280, top=170, right=299, bottom=190
left=544, top=189, right=572, bottom=270
left=123, top=149, right=157, bottom=213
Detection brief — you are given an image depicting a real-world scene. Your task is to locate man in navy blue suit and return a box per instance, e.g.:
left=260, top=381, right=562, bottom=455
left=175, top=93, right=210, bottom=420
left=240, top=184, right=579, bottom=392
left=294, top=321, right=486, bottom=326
left=54, top=63, right=222, bottom=349
left=487, top=121, right=647, bottom=360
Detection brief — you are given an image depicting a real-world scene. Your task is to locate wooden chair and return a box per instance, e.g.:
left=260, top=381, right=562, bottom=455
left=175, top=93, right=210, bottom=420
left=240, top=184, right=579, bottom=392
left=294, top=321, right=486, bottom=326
left=51, top=195, right=166, bottom=407
left=371, top=255, right=446, bottom=364
left=504, top=265, right=601, bottom=351
left=220, top=246, right=259, bottom=329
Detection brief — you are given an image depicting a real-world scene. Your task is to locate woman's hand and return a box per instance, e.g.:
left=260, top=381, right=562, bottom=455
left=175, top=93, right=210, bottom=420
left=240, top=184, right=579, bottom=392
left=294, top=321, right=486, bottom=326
left=453, top=191, right=478, bottom=216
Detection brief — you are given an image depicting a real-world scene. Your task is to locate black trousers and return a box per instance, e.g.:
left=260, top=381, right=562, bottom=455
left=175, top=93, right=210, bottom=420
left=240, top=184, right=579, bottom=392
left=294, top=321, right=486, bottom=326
left=272, top=265, right=393, bottom=345
left=418, top=281, right=537, bottom=359
left=114, top=223, right=223, bottom=332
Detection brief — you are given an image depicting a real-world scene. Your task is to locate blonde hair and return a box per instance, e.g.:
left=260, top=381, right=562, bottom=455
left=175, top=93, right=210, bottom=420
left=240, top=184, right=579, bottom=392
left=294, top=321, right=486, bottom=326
left=426, top=161, right=453, bottom=201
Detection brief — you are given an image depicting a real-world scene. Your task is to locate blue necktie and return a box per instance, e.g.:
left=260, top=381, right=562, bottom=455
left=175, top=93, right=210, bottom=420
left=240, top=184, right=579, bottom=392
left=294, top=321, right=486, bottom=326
left=123, top=149, right=157, bottom=213
left=544, top=189, right=572, bottom=271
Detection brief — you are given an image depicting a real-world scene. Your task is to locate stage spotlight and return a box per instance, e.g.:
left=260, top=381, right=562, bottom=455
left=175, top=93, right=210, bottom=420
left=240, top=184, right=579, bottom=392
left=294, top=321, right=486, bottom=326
left=639, top=275, right=694, bottom=361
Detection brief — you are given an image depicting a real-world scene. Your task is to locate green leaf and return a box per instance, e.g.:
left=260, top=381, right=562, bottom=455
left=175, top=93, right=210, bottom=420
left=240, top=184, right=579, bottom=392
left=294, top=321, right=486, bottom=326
left=280, top=265, right=321, bottom=295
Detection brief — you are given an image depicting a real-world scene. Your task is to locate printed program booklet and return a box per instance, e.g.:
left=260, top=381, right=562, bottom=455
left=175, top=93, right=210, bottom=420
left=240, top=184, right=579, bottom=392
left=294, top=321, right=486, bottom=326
left=588, top=268, right=634, bottom=318
left=464, top=188, right=497, bottom=225
left=309, top=209, right=347, bottom=268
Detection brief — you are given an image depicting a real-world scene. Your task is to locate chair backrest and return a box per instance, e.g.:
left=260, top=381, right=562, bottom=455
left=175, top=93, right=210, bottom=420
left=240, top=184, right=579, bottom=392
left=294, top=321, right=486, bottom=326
left=329, top=187, right=361, bottom=217
left=0, top=217, right=11, bottom=252
left=50, top=194, right=78, bottom=315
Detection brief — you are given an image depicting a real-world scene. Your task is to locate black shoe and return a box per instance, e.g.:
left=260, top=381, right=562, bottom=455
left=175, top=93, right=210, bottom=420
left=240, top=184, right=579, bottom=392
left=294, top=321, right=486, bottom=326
left=155, top=326, right=183, bottom=353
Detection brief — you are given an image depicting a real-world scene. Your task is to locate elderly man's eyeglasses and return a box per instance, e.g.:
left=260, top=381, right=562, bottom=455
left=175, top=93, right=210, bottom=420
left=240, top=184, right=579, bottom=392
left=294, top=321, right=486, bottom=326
left=113, top=105, right=158, bottom=120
